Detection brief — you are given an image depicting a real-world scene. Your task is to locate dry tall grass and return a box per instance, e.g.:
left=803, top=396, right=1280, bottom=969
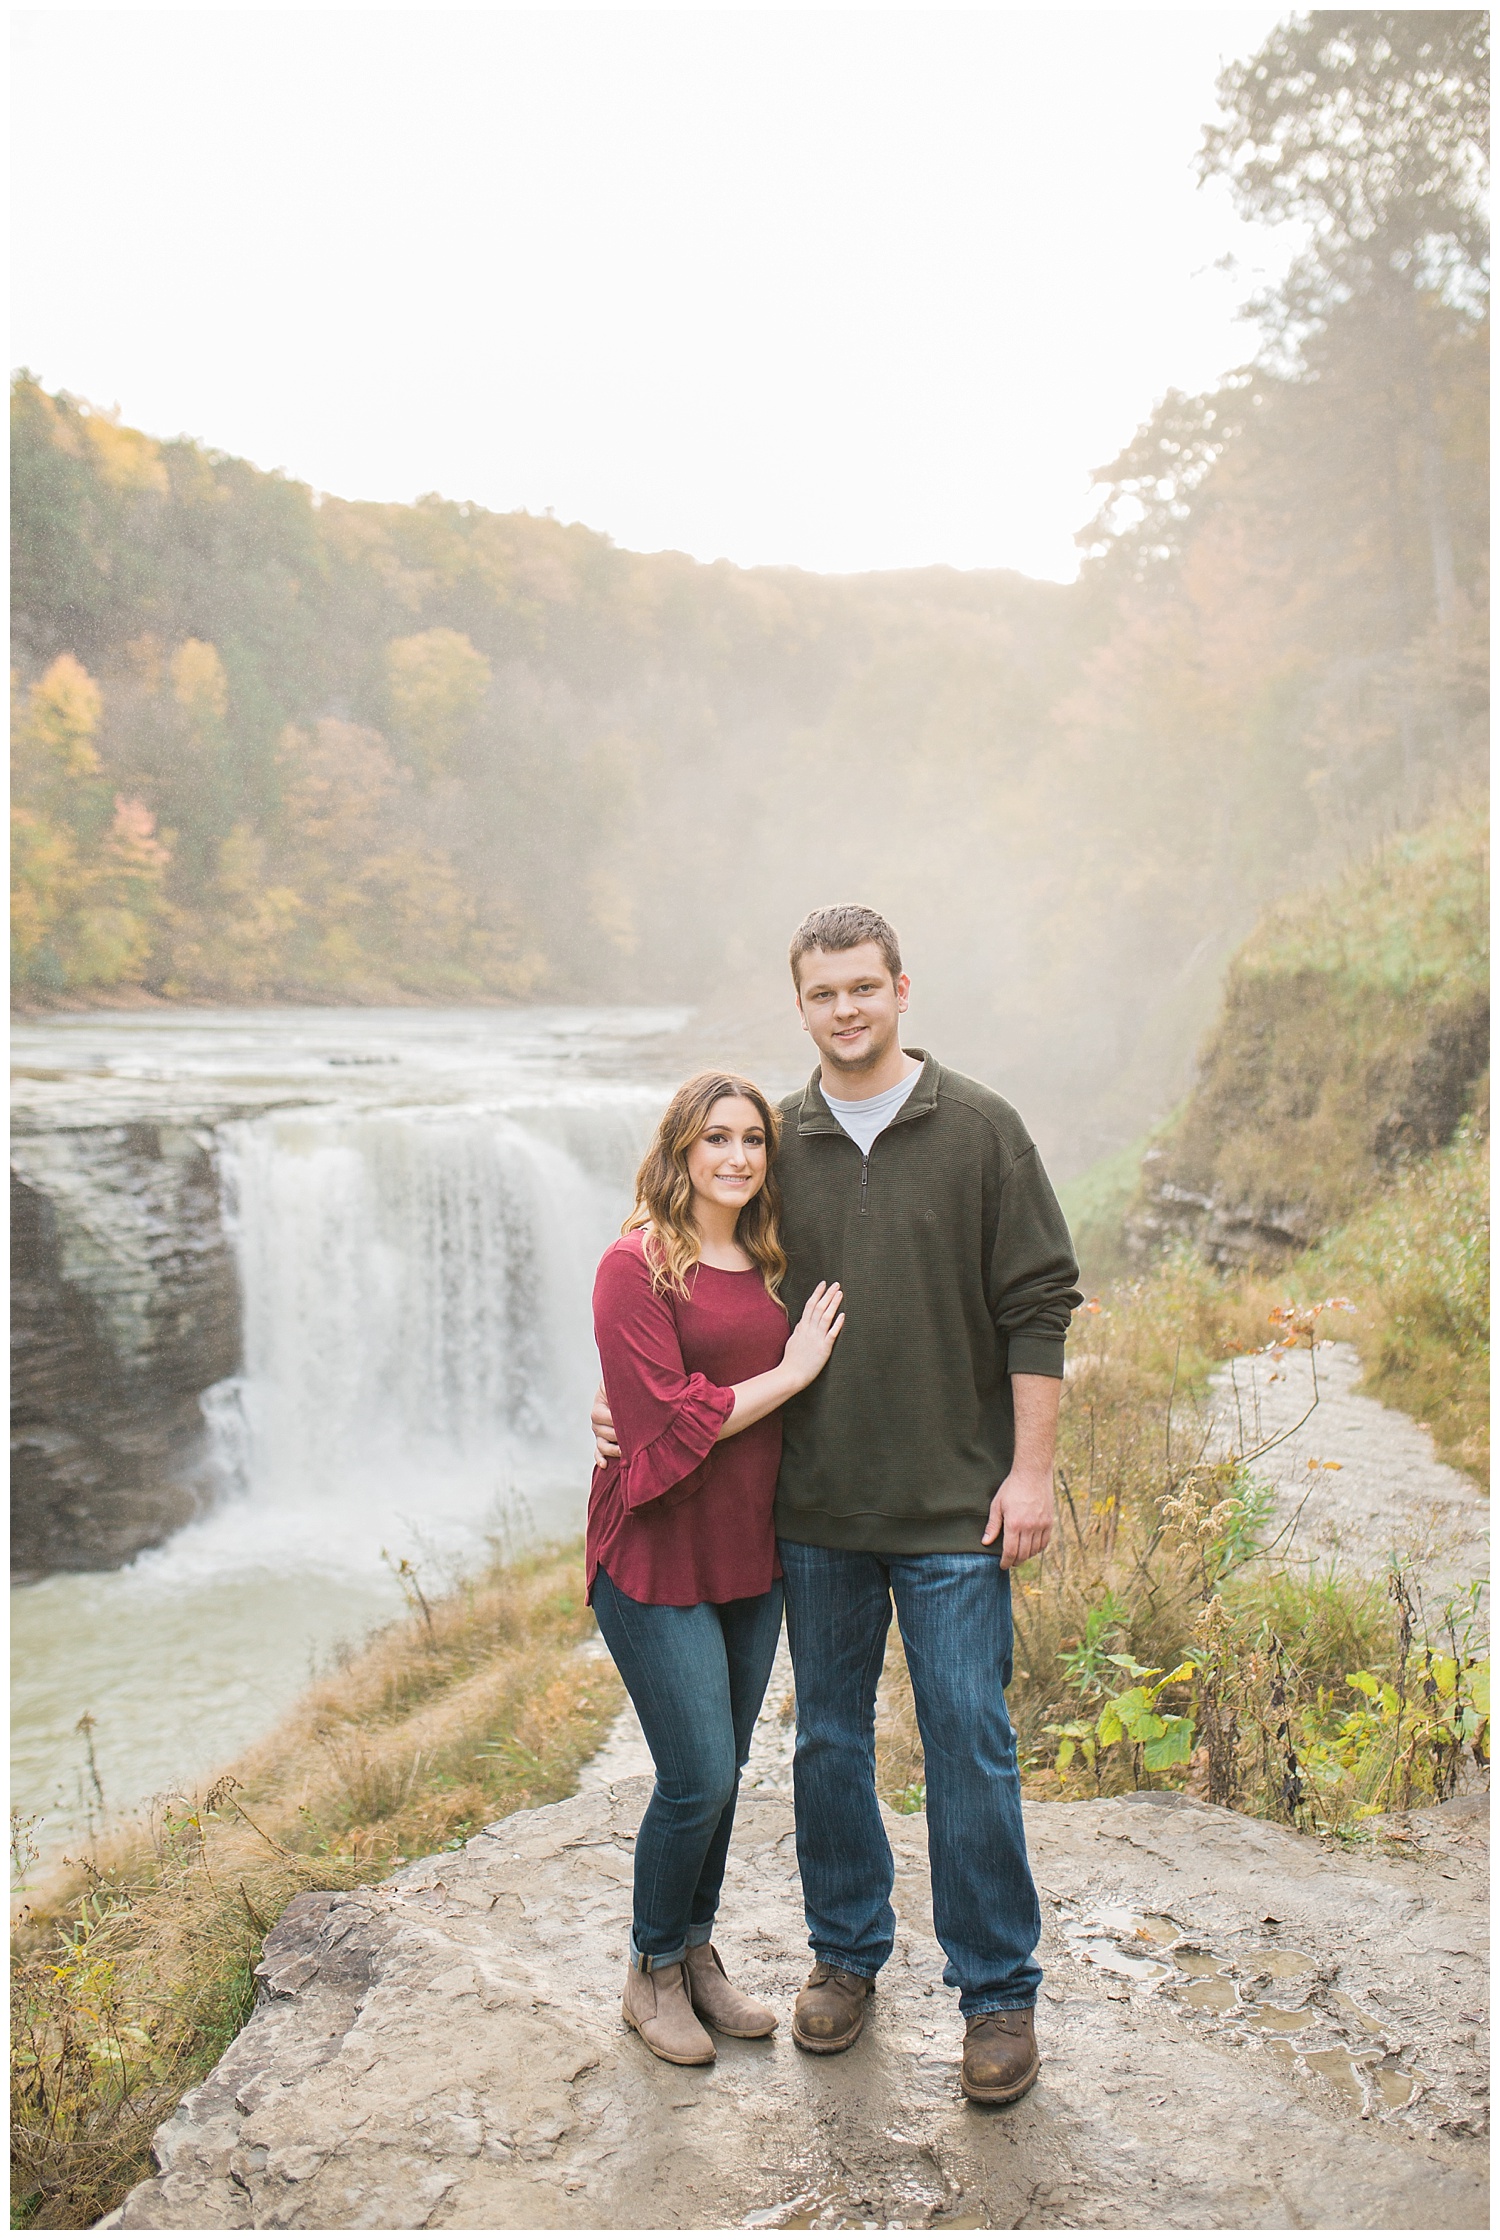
left=11, top=1541, right=621, bottom=2230
left=1302, top=1110, right=1489, bottom=1482
left=874, top=1255, right=1487, bottom=1825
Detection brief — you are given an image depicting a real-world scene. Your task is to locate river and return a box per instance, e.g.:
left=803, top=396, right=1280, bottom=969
left=13, top=1005, right=779, bottom=1865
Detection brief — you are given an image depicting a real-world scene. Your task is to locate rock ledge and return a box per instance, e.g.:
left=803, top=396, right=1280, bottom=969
left=104, top=1780, right=1487, bottom=2230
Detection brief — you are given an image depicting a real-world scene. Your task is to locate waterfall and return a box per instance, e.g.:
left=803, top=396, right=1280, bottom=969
left=202, top=1093, right=653, bottom=1568
left=11, top=1008, right=682, bottom=1854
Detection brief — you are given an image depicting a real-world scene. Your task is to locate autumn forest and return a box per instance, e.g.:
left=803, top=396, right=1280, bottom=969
left=11, top=16, right=1487, bottom=1172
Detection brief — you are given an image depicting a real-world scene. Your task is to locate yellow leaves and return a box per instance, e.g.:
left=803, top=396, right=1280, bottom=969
left=55, top=804, right=171, bottom=991
left=13, top=653, right=103, bottom=791
left=11, top=757, right=171, bottom=993
left=11, top=804, right=79, bottom=976
left=78, top=405, right=169, bottom=494
left=385, top=626, right=491, bottom=779
left=170, top=639, right=229, bottom=727
left=1306, top=1456, right=1343, bottom=1471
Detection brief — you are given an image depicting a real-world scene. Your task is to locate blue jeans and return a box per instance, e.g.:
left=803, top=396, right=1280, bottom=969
left=778, top=1541, right=1041, bottom=2017
left=591, top=1567, right=784, bottom=1967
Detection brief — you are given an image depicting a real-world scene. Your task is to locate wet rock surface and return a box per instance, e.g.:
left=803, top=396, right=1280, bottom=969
left=10, top=1121, right=243, bottom=1577
left=103, top=1779, right=1487, bottom=2231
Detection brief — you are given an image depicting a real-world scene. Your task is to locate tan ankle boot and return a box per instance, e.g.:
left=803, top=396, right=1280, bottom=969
left=684, top=1942, right=777, bottom=2039
left=621, top=1959, right=716, bottom=2066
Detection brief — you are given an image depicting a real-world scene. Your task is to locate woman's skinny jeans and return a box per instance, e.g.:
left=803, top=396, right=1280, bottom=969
left=591, top=1566, right=784, bottom=1967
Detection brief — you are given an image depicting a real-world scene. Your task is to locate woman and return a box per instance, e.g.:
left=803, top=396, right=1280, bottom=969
left=588, top=1071, right=843, bottom=2067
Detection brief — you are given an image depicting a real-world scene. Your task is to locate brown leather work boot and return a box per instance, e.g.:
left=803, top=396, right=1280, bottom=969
left=621, top=1959, right=716, bottom=2066
left=791, top=1962, right=875, bottom=2054
left=684, top=1942, right=777, bottom=2038
left=960, top=2007, right=1040, bottom=2104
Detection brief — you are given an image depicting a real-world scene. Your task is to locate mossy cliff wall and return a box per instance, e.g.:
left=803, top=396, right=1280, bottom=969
left=1128, top=813, right=1488, bottom=1267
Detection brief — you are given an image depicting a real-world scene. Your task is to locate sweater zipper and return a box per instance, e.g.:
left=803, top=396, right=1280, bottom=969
left=859, top=1152, right=869, bottom=1214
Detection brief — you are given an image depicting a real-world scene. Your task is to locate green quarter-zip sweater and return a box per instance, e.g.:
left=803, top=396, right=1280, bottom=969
left=773, top=1049, right=1082, bottom=1554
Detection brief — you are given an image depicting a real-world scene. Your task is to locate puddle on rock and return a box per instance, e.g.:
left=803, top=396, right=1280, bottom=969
left=1240, top=2001, right=1321, bottom=2035
left=1300, top=2047, right=1372, bottom=2109
left=1074, top=1938, right=1173, bottom=1982
left=1059, top=1907, right=1179, bottom=1983
left=744, top=2182, right=945, bottom=2231
left=1240, top=1949, right=1316, bottom=1981
left=1172, top=1947, right=1232, bottom=1978
left=1055, top=1904, right=1429, bottom=2120
left=1373, top=2057, right=1421, bottom=2110
left=1327, top=1987, right=1387, bottom=2037
left=1181, top=1975, right=1239, bottom=2013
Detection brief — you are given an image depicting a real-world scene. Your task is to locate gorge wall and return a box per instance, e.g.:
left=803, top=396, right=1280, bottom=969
left=10, top=1118, right=242, bottom=1578
left=1125, top=813, right=1488, bottom=1270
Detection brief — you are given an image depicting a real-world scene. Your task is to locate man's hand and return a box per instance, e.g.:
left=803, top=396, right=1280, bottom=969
left=591, top=1383, right=620, bottom=1467
left=981, top=1465, right=1055, bottom=1568
left=981, top=1371, right=1062, bottom=1568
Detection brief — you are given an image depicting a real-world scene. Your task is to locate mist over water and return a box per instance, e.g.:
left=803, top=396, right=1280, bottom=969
left=12, top=1007, right=709, bottom=1860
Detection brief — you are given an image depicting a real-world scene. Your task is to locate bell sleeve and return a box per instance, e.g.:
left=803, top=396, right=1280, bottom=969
left=593, top=1243, right=736, bottom=1511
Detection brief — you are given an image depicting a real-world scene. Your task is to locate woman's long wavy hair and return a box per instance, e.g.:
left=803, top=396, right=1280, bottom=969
left=623, top=1072, right=787, bottom=1300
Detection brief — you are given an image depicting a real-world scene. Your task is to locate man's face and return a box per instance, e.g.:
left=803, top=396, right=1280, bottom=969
left=795, top=941, right=910, bottom=1077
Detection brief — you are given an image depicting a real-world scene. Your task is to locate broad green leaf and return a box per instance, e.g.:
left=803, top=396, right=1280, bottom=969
left=1123, top=1708, right=1168, bottom=1742
left=1143, top=1715, right=1196, bottom=1770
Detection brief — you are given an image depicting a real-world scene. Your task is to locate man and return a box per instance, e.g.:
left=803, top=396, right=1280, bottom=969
left=597, top=904, right=1080, bottom=2104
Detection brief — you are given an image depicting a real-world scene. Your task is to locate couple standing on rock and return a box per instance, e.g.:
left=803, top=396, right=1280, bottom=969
left=587, top=904, right=1081, bottom=2105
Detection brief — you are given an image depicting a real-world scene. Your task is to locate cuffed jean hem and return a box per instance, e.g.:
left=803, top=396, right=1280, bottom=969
left=629, top=1933, right=687, bottom=1969
left=814, top=1950, right=881, bottom=1982
left=685, top=1920, right=715, bottom=1948
left=960, top=1995, right=1040, bottom=2020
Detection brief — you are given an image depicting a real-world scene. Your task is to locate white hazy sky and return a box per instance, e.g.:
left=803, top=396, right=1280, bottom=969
left=13, top=6, right=1295, bottom=579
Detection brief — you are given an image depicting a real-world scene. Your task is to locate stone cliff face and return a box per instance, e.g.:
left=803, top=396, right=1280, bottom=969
left=1128, top=981, right=1487, bottom=1268
left=10, top=1122, right=242, bottom=1578
left=1125, top=817, right=1488, bottom=1270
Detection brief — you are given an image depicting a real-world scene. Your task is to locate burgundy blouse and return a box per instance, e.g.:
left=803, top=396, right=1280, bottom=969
left=587, top=1231, right=790, bottom=1607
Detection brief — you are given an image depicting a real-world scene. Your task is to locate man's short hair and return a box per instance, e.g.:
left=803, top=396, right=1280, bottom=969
left=788, top=905, right=903, bottom=991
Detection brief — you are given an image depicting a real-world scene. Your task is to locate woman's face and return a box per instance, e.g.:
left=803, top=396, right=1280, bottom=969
left=685, top=1095, right=768, bottom=1219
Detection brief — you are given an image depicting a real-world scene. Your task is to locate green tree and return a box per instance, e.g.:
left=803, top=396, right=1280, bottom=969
left=1201, top=11, right=1489, bottom=623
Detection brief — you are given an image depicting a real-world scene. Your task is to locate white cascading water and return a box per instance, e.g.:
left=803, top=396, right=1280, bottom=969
left=13, top=1041, right=669, bottom=1859
left=207, top=1100, right=634, bottom=1556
